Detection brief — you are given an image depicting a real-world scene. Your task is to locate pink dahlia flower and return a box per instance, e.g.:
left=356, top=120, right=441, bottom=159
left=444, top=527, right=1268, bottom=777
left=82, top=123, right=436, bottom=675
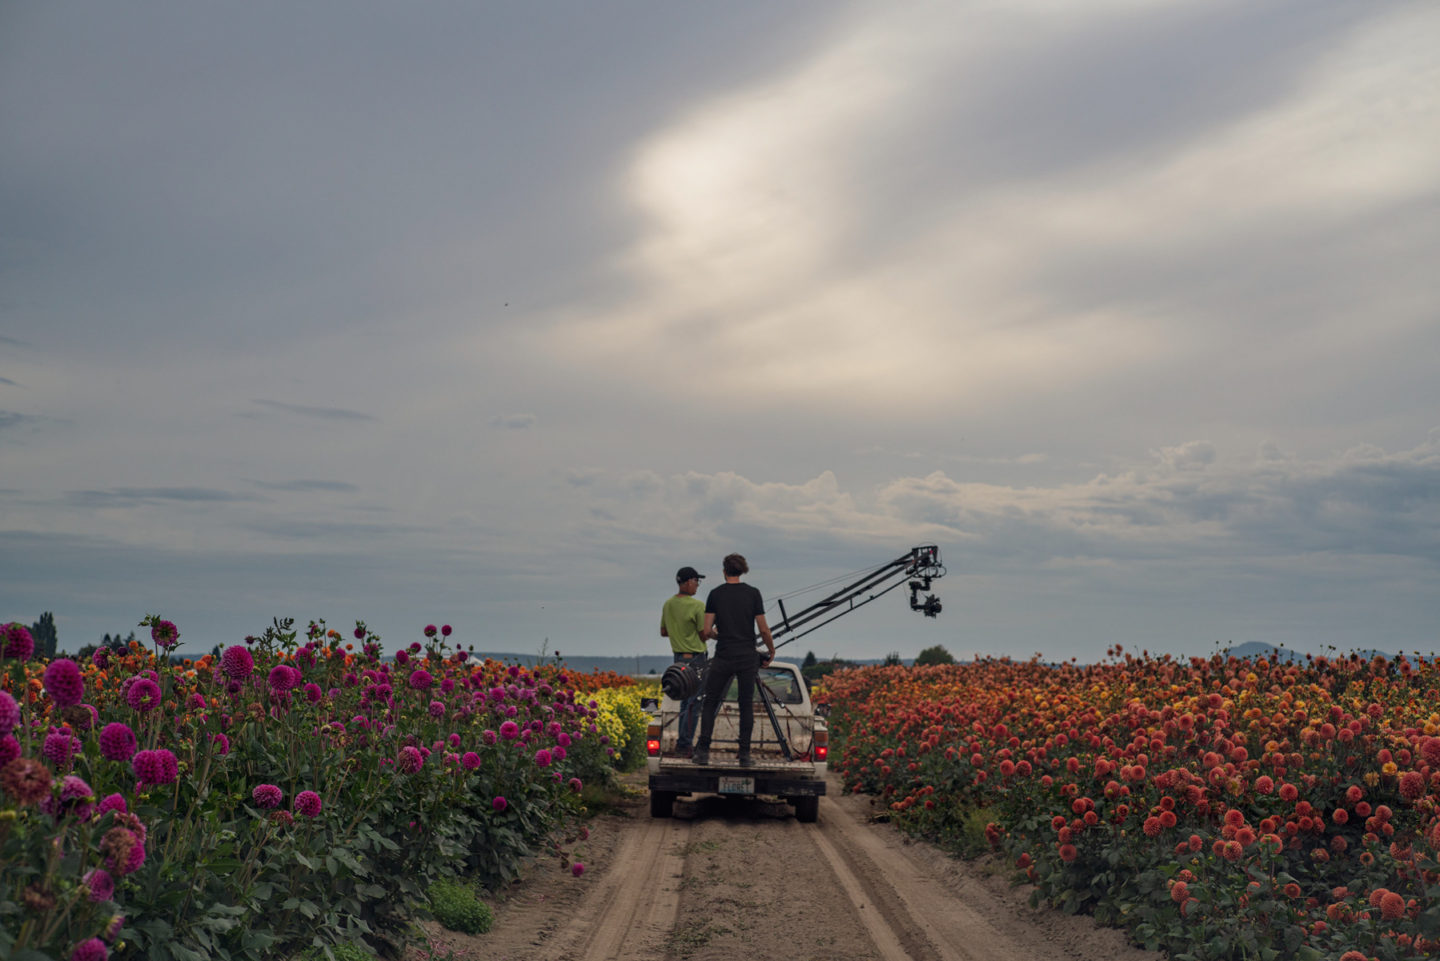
left=85, top=867, right=116, bottom=902
left=252, top=784, right=283, bottom=809
left=125, top=678, right=161, bottom=713
left=0, top=690, right=19, bottom=733
left=131, top=749, right=178, bottom=786
left=43, top=659, right=86, bottom=707
left=294, top=790, right=322, bottom=817
left=220, top=645, right=254, bottom=681
left=70, top=937, right=108, bottom=961
left=397, top=745, right=424, bottom=773
left=43, top=730, right=80, bottom=768
left=0, top=623, right=34, bottom=660
left=150, top=619, right=180, bottom=649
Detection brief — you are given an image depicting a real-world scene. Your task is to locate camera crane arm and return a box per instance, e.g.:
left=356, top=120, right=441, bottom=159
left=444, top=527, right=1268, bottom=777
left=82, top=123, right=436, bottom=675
left=768, top=545, right=945, bottom=654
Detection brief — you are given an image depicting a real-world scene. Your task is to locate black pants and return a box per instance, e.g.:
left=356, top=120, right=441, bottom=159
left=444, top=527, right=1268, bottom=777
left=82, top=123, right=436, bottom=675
left=695, top=648, right=759, bottom=753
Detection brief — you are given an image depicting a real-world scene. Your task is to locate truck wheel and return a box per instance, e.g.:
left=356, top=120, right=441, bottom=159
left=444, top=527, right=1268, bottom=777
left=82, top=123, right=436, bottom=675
left=650, top=791, right=675, bottom=818
left=793, top=795, right=819, bottom=823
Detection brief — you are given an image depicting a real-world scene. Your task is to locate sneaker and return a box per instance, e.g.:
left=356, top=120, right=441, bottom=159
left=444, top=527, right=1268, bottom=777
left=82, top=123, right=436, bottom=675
left=737, top=753, right=754, bottom=768
left=691, top=748, right=709, bottom=765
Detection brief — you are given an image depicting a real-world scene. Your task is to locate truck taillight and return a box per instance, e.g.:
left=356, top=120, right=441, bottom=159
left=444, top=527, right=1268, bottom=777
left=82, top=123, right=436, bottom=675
left=647, top=723, right=661, bottom=756
left=814, top=744, right=827, bottom=760
left=814, top=729, right=828, bottom=761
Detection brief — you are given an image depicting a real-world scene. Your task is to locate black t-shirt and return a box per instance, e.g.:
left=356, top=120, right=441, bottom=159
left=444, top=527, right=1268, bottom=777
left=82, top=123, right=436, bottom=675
left=704, top=582, right=764, bottom=656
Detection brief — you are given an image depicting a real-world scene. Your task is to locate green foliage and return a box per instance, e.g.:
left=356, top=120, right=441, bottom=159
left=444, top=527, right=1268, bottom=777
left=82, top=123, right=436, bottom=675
left=1, top=614, right=605, bottom=961
left=882, top=651, right=903, bottom=667
left=801, top=657, right=856, bottom=685
left=802, top=650, right=817, bottom=669
left=426, top=880, right=494, bottom=935
left=296, top=944, right=377, bottom=961
left=29, top=611, right=57, bottom=658
left=913, top=644, right=955, bottom=666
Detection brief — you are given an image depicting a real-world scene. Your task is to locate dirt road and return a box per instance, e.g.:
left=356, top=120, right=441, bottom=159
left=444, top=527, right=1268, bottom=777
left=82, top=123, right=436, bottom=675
left=413, top=773, right=1164, bottom=961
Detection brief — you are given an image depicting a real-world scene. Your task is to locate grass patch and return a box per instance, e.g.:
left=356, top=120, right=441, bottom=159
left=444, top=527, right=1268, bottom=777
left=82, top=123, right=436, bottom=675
left=666, top=922, right=730, bottom=959
left=426, top=879, right=495, bottom=935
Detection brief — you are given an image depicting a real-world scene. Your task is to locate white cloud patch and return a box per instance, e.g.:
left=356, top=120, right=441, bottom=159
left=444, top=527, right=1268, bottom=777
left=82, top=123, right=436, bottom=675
left=568, top=432, right=1440, bottom=570
left=533, top=1, right=1437, bottom=422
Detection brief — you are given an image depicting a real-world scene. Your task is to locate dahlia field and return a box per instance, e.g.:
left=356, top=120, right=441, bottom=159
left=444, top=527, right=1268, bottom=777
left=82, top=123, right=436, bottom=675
left=0, top=617, right=647, bottom=961
left=821, top=649, right=1440, bottom=961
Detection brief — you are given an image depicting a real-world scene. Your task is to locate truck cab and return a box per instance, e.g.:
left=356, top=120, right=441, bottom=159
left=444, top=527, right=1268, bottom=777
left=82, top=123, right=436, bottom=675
left=644, top=660, right=828, bottom=822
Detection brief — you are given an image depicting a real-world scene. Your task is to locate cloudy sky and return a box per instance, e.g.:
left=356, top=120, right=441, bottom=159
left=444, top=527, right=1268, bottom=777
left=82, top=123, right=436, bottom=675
left=3, top=0, right=1437, bottom=664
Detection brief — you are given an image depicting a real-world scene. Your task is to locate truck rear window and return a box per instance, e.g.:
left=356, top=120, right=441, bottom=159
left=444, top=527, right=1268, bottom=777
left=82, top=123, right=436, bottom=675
left=720, top=667, right=803, bottom=705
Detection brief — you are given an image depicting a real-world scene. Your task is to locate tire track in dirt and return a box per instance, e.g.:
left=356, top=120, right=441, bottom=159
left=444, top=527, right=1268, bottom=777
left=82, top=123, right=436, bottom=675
left=816, top=791, right=1039, bottom=961
left=546, top=813, right=689, bottom=960
left=420, top=774, right=1164, bottom=961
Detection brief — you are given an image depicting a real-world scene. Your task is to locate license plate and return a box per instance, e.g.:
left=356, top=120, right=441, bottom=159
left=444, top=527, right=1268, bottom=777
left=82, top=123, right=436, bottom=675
left=717, top=776, right=754, bottom=794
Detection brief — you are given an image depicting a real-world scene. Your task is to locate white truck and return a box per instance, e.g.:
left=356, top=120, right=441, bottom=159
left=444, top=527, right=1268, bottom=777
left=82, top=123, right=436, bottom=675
left=644, top=546, right=946, bottom=825
left=644, top=660, right=828, bottom=822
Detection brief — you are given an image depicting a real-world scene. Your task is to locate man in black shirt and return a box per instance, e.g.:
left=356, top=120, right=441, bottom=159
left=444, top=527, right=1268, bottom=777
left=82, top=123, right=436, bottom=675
left=692, top=553, right=776, bottom=767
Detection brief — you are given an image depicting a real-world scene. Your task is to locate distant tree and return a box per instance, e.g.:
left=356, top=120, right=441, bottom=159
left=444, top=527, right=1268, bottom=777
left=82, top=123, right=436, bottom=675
left=211, top=643, right=223, bottom=658
left=802, top=656, right=857, bottom=685
left=914, top=644, right=955, bottom=667
left=802, top=650, right=817, bottom=669
left=882, top=650, right=903, bottom=667
left=102, top=631, right=137, bottom=652
left=30, top=612, right=57, bottom=659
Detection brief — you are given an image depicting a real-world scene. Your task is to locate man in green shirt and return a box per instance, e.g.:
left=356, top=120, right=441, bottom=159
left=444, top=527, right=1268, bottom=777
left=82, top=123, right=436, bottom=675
left=661, top=565, right=711, bottom=755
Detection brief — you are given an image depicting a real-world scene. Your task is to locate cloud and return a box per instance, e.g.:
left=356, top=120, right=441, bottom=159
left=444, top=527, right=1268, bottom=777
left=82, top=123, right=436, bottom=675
left=0, top=411, right=37, bottom=431
left=247, top=479, right=360, bottom=493
left=0, top=376, right=19, bottom=386
left=249, top=399, right=376, bottom=422
left=489, top=413, right=537, bottom=430
left=529, top=0, right=1435, bottom=426
left=63, top=487, right=263, bottom=508
left=563, top=433, right=1440, bottom=572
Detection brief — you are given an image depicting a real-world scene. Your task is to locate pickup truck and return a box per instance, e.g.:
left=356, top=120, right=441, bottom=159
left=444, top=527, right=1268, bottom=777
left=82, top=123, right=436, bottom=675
left=644, top=660, right=828, bottom=822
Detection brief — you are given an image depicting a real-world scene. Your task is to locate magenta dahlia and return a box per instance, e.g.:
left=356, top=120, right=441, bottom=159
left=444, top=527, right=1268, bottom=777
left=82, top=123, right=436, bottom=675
left=397, top=745, right=424, bottom=773
left=150, top=619, right=180, bottom=649
left=85, top=867, right=116, bottom=902
left=220, top=645, right=254, bottom=681
left=43, top=730, right=80, bottom=768
left=0, top=690, right=18, bottom=733
left=70, top=937, right=108, bottom=961
left=0, top=623, right=34, bottom=660
left=293, top=790, right=322, bottom=817
left=42, top=659, right=85, bottom=707
left=131, top=748, right=178, bottom=786
left=124, top=678, right=161, bottom=713
left=99, top=722, right=138, bottom=762
left=252, top=784, right=283, bottom=808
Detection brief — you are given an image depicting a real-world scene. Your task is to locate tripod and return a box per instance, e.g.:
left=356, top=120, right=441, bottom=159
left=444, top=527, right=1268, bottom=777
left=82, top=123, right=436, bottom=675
left=678, top=654, right=791, bottom=761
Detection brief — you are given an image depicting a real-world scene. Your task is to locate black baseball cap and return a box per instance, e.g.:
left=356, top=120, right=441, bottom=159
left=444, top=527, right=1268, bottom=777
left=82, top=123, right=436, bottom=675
left=675, top=566, right=705, bottom=583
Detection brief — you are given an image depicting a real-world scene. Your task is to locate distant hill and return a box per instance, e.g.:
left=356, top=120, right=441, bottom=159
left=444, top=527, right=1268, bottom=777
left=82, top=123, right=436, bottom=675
left=1198, top=641, right=1435, bottom=663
